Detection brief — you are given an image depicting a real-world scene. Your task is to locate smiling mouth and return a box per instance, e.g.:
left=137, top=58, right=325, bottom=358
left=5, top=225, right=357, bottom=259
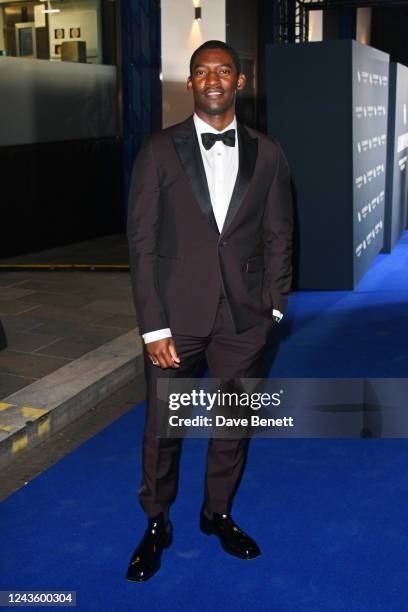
left=205, top=91, right=224, bottom=98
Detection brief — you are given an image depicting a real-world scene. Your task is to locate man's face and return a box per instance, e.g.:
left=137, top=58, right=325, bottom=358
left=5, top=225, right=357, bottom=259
left=187, top=47, right=245, bottom=116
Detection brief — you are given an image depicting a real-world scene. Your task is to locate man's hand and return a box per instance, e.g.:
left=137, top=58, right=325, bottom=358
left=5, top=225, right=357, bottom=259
left=146, top=338, right=180, bottom=369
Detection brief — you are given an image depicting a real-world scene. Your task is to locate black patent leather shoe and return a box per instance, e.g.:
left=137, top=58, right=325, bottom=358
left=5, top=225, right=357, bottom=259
left=200, top=508, right=261, bottom=559
left=126, top=513, right=172, bottom=582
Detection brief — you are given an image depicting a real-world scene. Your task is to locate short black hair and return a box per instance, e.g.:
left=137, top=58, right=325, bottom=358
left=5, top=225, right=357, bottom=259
left=189, top=40, right=241, bottom=77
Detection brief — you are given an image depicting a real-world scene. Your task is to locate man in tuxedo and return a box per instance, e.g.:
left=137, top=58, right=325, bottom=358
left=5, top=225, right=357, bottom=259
left=126, top=40, right=293, bottom=582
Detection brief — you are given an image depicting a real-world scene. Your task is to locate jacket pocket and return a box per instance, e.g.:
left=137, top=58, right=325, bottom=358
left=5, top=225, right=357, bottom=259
left=244, top=254, right=264, bottom=273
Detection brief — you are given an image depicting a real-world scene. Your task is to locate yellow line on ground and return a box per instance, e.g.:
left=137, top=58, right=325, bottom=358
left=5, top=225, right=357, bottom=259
left=37, top=418, right=50, bottom=437
left=12, top=433, right=28, bottom=453
left=22, top=407, right=48, bottom=418
left=0, top=403, right=14, bottom=412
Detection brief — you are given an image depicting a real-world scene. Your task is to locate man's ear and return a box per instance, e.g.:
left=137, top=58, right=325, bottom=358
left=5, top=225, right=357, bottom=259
left=187, top=76, right=192, bottom=92
left=236, top=73, right=246, bottom=91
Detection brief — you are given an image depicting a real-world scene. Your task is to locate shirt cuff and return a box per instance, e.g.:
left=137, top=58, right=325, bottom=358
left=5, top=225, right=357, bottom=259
left=142, top=328, right=172, bottom=344
left=272, top=309, right=283, bottom=322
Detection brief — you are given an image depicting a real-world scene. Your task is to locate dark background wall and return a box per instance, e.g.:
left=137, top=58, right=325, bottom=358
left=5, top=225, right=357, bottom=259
left=1, top=138, right=123, bottom=259
left=371, top=6, right=408, bottom=67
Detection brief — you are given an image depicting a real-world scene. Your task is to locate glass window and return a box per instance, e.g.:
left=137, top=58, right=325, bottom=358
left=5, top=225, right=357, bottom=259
left=0, top=0, right=109, bottom=65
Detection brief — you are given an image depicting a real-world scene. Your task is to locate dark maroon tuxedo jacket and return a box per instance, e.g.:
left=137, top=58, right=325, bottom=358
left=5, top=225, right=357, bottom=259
left=127, top=115, right=293, bottom=337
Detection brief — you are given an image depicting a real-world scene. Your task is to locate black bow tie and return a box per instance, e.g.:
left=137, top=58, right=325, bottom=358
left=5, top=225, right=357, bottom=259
left=201, top=129, right=236, bottom=150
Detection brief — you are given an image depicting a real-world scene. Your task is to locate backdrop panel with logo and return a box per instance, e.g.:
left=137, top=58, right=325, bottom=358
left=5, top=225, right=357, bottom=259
left=383, top=62, right=408, bottom=252
left=266, top=40, right=389, bottom=290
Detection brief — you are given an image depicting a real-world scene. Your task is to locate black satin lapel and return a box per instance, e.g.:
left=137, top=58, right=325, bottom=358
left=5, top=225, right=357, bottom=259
left=221, top=124, right=258, bottom=235
left=172, top=127, right=219, bottom=235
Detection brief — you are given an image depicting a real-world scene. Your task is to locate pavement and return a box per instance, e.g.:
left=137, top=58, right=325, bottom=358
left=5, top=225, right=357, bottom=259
left=0, top=235, right=145, bottom=474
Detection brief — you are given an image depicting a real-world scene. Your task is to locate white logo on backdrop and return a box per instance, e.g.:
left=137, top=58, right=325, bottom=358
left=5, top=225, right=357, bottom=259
left=355, top=164, right=385, bottom=188
left=357, top=71, right=388, bottom=87
left=397, top=132, right=408, bottom=153
left=398, top=155, right=407, bottom=171
left=355, top=105, right=387, bottom=118
left=357, top=134, right=387, bottom=153
left=355, top=220, right=383, bottom=257
left=356, top=190, right=385, bottom=222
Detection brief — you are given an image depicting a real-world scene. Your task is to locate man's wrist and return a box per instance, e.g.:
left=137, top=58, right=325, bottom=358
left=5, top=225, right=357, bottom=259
left=142, top=328, right=172, bottom=344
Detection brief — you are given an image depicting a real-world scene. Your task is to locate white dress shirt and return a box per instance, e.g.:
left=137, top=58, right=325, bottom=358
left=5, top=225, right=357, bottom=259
left=142, top=114, right=282, bottom=345
left=194, top=113, right=239, bottom=233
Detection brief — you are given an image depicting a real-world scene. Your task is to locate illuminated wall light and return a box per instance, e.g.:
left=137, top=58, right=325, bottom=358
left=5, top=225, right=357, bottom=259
left=195, top=7, right=201, bottom=20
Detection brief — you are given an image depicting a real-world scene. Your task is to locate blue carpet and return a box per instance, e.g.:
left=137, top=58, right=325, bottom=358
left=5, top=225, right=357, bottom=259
left=1, top=234, right=408, bottom=611
left=268, top=232, right=408, bottom=377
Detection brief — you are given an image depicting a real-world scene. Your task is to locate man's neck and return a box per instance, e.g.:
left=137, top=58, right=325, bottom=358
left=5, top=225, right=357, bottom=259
left=194, top=109, right=236, bottom=132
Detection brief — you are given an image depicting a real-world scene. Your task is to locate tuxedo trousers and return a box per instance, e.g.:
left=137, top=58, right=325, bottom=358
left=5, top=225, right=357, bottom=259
left=139, top=294, right=274, bottom=517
